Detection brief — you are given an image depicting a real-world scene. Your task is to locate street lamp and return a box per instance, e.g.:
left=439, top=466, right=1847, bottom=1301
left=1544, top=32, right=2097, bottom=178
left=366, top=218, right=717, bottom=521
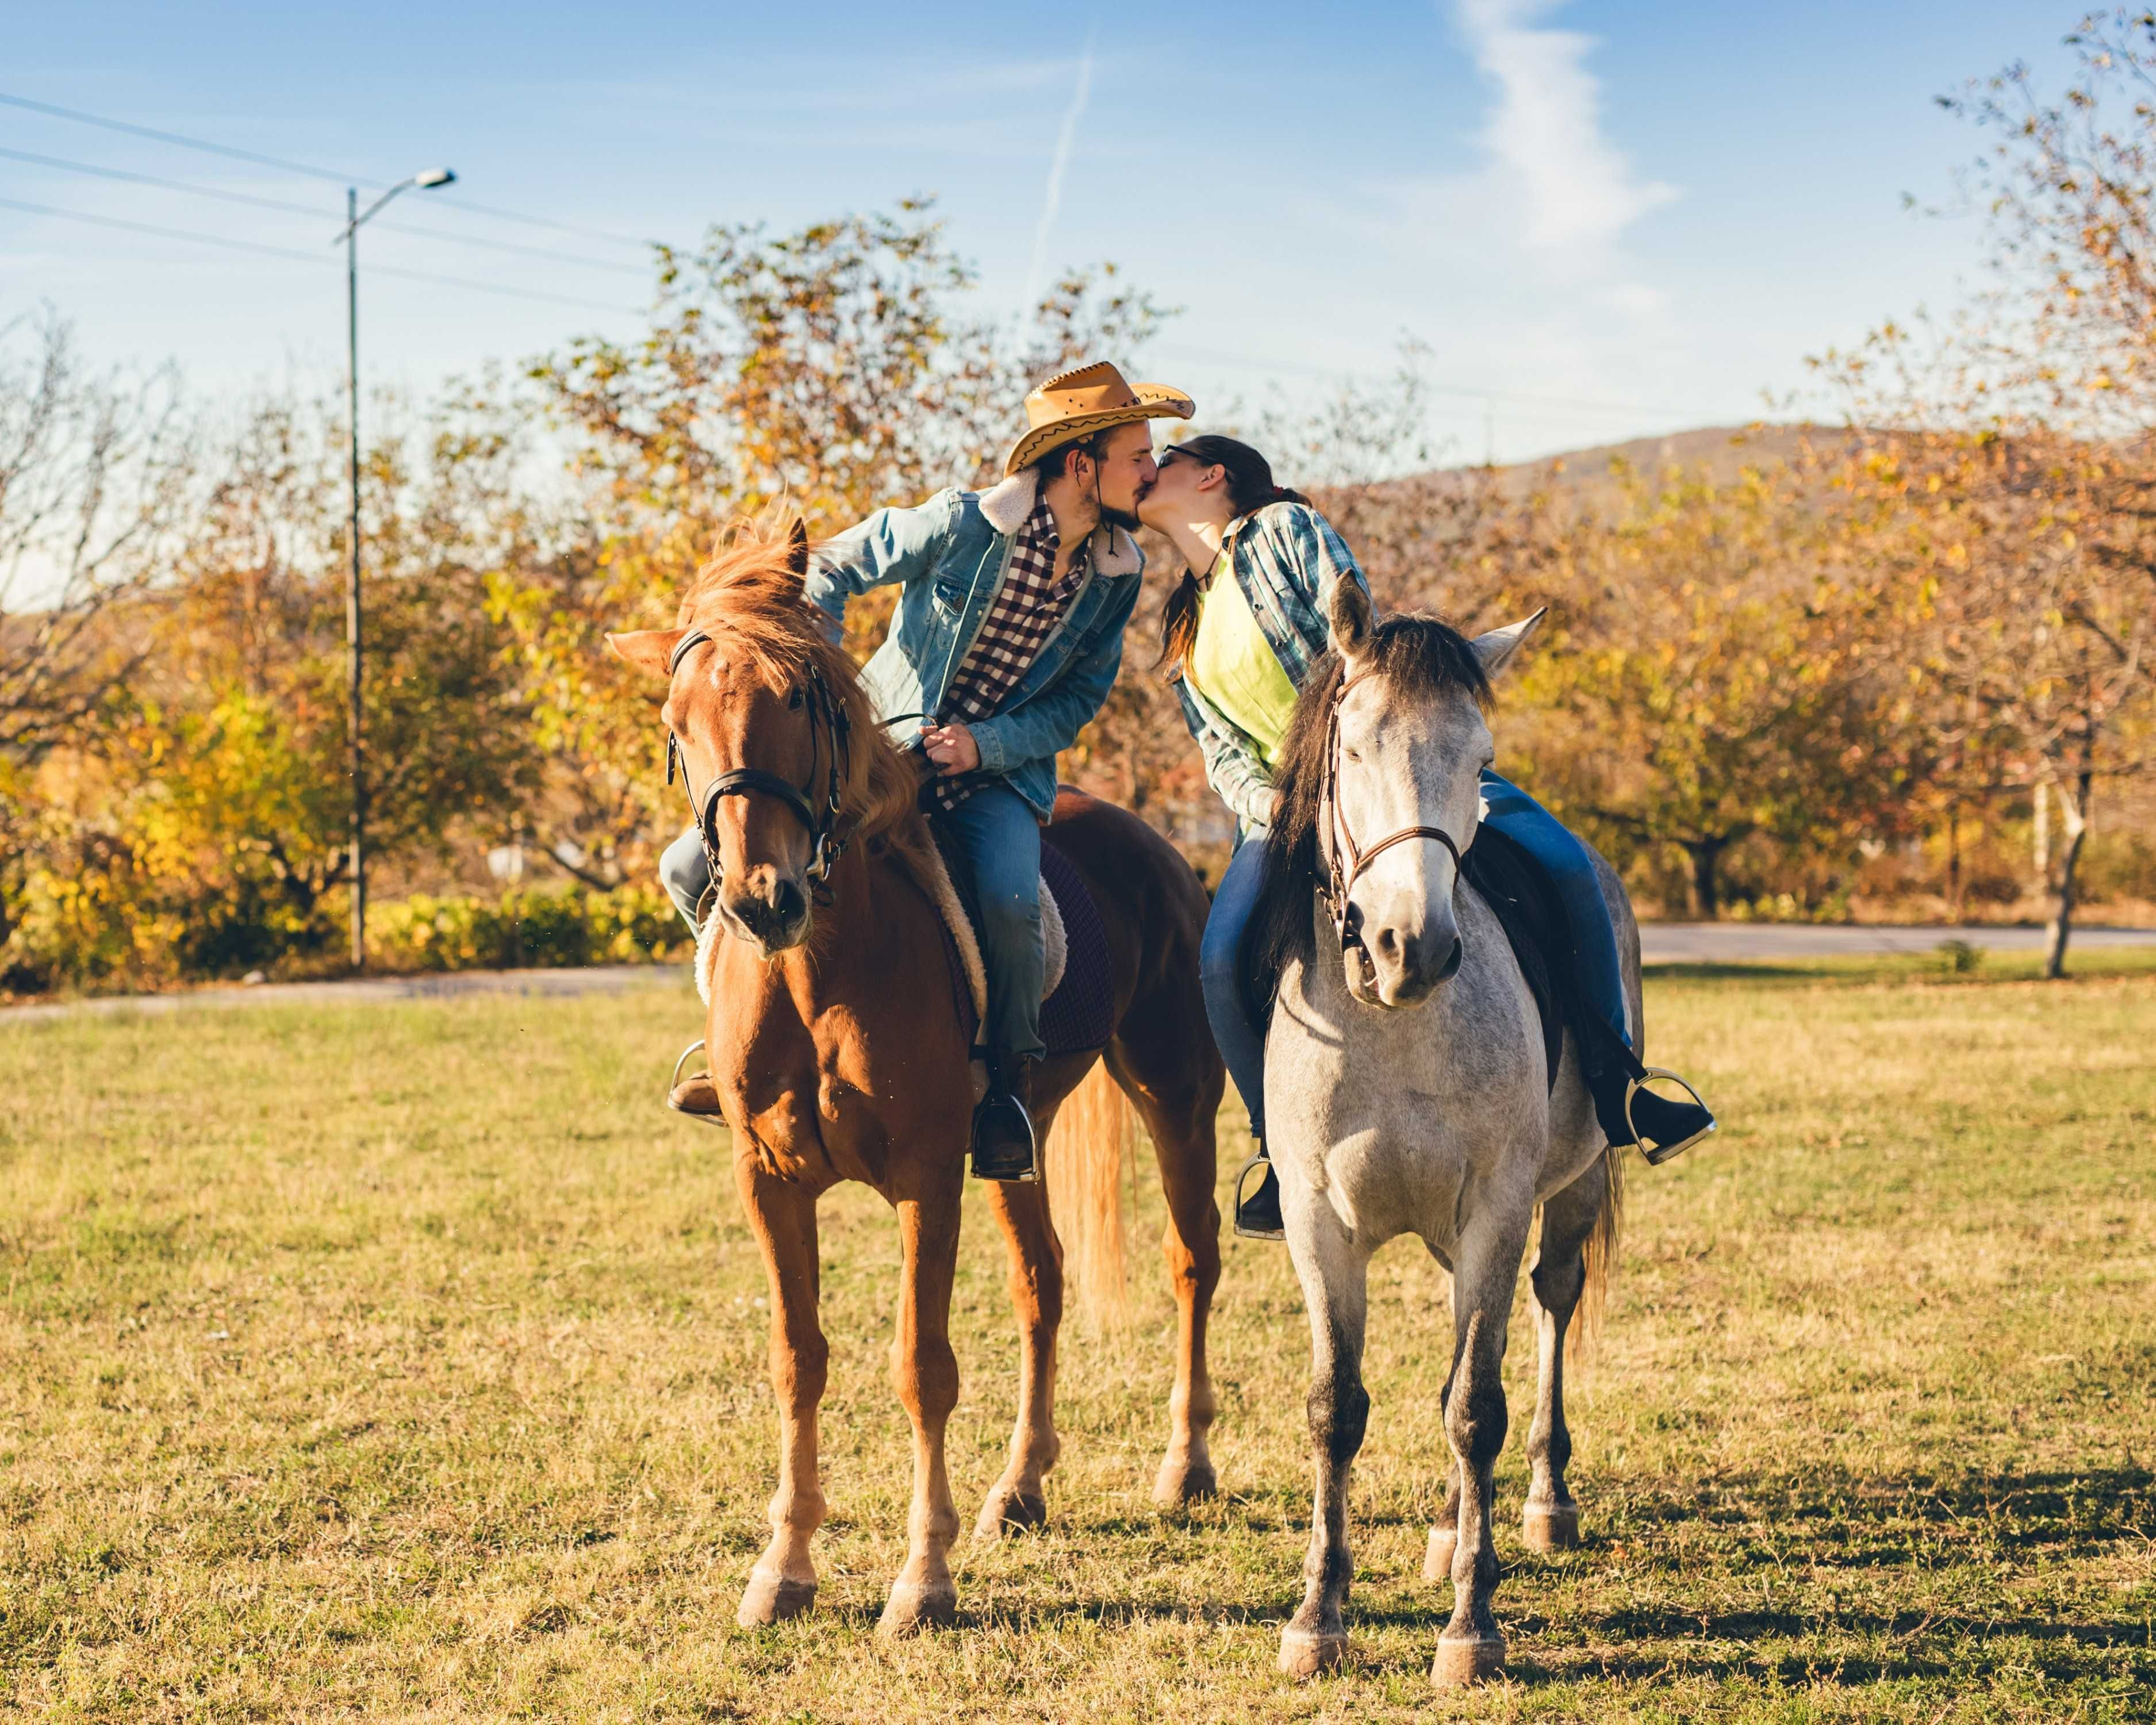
left=335, top=167, right=456, bottom=971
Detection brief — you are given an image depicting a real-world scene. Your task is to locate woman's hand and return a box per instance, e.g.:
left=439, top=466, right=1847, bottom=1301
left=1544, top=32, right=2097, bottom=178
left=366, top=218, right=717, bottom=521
left=920, top=722, right=981, bottom=775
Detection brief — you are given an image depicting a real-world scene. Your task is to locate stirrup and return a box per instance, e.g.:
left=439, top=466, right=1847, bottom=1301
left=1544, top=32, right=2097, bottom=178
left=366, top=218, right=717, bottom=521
left=1625, top=1068, right=1716, bottom=1166
left=667, top=1039, right=726, bottom=1128
left=1232, top=1151, right=1285, bottom=1242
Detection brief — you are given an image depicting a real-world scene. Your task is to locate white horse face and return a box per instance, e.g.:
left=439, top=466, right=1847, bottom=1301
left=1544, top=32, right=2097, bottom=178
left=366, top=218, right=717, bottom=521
left=1326, top=582, right=1544, bottom=1009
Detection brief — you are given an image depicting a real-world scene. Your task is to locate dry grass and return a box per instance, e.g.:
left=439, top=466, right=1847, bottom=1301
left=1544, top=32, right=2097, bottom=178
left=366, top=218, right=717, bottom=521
left=1, top=952, right=2152, bottom=1722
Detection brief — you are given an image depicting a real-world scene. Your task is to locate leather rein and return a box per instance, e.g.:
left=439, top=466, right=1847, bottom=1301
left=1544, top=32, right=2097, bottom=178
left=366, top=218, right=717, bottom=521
left=665, top=628, right=853, bottom=900
left=1317, top=664, right=1467, bottom=959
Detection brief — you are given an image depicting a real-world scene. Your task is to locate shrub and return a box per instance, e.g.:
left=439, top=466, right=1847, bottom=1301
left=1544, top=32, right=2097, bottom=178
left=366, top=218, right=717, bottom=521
left=367, top=885, right=688, bottom=973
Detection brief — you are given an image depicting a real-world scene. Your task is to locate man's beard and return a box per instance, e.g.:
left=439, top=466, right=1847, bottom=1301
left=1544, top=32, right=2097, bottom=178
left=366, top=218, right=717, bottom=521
left=1098, top=502, right=1142, bottom=534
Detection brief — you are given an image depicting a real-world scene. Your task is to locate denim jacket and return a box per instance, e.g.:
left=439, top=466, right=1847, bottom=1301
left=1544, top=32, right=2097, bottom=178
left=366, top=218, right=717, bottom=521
left=804, top=469, right=1145, bottom=822
left=1169, top=500, right=1371, bottom=834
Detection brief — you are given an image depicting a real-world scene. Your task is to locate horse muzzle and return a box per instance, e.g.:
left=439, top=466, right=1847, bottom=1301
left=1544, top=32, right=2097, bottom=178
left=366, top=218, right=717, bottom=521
left=1354, top=920, right=1464, bottom=1009
left=719, top=873, right=810, bottom=955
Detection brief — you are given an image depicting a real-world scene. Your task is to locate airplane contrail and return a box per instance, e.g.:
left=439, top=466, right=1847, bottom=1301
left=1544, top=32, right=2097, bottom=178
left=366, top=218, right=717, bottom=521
left=1023, top=29, right=1098, bottom=315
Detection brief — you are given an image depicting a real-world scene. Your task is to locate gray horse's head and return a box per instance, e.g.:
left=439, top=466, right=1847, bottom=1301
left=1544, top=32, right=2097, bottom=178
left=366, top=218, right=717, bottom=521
left=1326, top=580, right=1545, bottom=1008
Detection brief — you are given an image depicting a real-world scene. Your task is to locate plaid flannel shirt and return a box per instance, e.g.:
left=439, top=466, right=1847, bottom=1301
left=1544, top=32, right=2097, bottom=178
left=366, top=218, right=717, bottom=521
left=927, top=498, right=1088, bottom=813
left=1169, top=500, right=1371, bottom=835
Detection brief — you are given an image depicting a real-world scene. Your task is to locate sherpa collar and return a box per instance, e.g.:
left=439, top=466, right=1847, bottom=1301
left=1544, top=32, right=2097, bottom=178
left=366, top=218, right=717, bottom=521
left=975, top=469, right=1142, bottom=578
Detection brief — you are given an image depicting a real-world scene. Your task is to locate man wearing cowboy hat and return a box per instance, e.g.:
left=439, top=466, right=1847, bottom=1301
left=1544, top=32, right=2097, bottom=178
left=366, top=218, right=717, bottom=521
left=660, top=359, right=1193, bottom=1182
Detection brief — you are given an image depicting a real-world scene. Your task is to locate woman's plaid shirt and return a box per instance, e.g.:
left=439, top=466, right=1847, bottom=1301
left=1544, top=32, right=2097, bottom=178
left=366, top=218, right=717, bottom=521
left=927, top=498, right=1089, bottom=813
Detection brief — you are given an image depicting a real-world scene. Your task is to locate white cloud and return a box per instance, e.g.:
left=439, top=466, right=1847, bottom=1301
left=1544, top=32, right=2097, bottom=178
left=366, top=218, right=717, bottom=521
left=1452, top=0, right=1677, bottom=253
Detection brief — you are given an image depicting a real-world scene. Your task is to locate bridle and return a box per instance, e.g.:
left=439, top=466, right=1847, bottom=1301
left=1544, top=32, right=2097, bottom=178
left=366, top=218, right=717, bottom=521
left=664, top=627, right=853, bottom=902
left=1316, top=664, right=1467, bottom=960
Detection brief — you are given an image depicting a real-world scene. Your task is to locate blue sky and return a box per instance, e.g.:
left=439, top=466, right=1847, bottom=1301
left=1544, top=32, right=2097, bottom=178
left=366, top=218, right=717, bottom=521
left=1, top=1, right=2086, bottom=465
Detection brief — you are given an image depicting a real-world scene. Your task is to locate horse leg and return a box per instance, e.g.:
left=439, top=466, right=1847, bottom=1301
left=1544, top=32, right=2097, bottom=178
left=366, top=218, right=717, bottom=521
left=736, top=1169, right=827, bottom=1627
left=1523, top=1163, right=1604, bottom=1552
left=1277, top=1200, right=1370, bottom=1678
left=1431, top=1206, right=1533, bottom=1688
left=1106, top=1043, right=1222, bottom=1507
left=878, top=1173, right=965, bottom=1636
left=1422, top=1456, right=1464, bottom=1582
left=975, top=1127, right=1064, bottom=1539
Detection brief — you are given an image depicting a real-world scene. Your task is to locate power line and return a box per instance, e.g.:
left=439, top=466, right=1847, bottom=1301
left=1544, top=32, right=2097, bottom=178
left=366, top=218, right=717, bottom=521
left=0, top=90, right=359, bottom=185
left=0, top=197, right=641, bottom=316
left=0, top=144, right=653, bottom=277
left=1156, top=342, right=1705, bottom=422
left=0, top=87, right=661, bottom=252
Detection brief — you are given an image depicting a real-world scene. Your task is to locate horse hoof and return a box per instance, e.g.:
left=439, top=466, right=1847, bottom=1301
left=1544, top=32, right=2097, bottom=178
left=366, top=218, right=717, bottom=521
left=1278, top=1626, right=1348, bottom=1679
left=1430, top=1630, right=1507, bottom=1688
left=876, top=1580, right=957, bottom=1637
left=736, top=1574, right=816, bottom=1627
left=1522, top=1498, right=1580, bottom=1552
left=973, top=1487, right=1048, bottom=1540
left=1422, top=1525, right=1457, bottom=1582
left=1152, top=1458, right=1218, bottom=1508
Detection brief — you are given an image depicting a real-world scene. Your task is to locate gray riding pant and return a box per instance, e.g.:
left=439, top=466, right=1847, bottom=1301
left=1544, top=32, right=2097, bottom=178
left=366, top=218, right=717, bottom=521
left=659, top=825, right=709, bottom=933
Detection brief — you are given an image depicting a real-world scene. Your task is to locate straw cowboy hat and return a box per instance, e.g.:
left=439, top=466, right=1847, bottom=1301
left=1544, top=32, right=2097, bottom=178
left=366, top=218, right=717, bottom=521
left=1004, top=360, right=1195, bottom=477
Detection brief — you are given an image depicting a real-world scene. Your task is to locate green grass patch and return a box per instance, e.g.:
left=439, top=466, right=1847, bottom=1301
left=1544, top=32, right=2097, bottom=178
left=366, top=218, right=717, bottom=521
left=1, top=963, right=2151, bottom=1720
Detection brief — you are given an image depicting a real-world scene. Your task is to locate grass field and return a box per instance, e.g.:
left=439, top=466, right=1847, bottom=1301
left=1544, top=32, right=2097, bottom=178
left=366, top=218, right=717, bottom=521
left=2, top=952, right=2153, bottom=1722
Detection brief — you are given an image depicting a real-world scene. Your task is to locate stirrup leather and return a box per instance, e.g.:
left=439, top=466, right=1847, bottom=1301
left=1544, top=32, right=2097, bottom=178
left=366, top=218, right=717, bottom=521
left=1232, top=1151, right=1285, bottom=1241
left=1624, top=1068, right=1716, bottom=1166
left=667, top=1038, right=726, bottom=1127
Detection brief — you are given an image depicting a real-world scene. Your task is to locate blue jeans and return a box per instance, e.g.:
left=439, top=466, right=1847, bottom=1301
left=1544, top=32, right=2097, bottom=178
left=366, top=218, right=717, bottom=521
left=934, top=784, right=1046, bottom=1064
left=659, top=825, right=709, bottom=934
left=1200, top=836, right=1270, bottom=1140
left=1199, top=771, right=1634, bottom=1144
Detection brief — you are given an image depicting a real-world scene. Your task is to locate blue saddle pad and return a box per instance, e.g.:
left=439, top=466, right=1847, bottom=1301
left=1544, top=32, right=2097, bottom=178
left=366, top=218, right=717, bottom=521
left=1038, top=837, right=1114, bottom=1056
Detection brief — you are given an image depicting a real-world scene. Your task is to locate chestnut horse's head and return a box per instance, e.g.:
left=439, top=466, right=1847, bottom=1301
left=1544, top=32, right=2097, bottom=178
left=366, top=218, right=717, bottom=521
left=608, top=516, right=922, bottom=959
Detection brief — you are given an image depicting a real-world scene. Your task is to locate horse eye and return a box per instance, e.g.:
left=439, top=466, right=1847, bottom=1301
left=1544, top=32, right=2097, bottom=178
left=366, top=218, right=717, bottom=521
left=1343, top=746, right=1363, bottom=763
left=787, top=688, right=804, bottom=710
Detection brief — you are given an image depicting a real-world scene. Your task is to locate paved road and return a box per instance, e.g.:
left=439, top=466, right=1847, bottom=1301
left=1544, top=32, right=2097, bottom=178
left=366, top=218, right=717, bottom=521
left=5, top=925, right=2150, bottom=1024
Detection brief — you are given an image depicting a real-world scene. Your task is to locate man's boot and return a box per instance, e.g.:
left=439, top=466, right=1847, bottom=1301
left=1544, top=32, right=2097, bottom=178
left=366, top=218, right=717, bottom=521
left=970, top=1052, right=1038, bottom=1183
left=666, top=1040, right=727, bottom=1126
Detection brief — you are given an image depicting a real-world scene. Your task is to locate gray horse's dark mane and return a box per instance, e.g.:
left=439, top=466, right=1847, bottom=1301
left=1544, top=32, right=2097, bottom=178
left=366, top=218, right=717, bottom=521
left=1246, top=613, right=1494, bottom=1001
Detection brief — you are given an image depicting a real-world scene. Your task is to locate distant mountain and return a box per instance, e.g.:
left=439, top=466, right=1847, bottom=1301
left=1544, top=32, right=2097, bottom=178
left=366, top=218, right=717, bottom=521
left=1487, top=423, right=1836, bottom=509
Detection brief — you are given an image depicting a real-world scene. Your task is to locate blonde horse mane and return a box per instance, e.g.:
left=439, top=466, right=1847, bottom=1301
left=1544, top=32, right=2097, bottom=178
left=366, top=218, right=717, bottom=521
left=674, top=512, right=938, bottom=895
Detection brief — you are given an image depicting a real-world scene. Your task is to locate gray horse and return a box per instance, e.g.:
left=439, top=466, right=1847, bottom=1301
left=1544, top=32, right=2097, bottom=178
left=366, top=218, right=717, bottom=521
left=1249, top=581, right=1628, bottom=1688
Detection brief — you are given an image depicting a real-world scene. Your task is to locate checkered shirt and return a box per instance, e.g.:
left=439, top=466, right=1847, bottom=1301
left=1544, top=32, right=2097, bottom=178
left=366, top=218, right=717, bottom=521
left=925, top=499, right=1089, bottom=812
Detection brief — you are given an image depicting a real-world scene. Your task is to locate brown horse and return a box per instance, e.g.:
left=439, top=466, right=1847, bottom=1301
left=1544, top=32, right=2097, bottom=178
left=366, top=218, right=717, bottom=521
left=607, top=517, right=1225, bottom=1635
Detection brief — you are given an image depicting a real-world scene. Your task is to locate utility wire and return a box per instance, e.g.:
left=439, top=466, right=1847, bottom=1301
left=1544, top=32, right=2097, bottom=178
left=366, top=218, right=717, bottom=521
left=0, top=197, right=640, bottom=315
left=0, top=90, right=359, bottom=186
left=1157, top=342, right=1707, bottom=422
left=0, top=88, right=661, bottom=252
left=0, top=144, right=654, bottom=275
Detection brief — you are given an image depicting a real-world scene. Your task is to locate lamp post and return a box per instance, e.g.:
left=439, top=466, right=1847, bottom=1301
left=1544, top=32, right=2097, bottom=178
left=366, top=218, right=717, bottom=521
left=337, top=167, right=455, bottom=971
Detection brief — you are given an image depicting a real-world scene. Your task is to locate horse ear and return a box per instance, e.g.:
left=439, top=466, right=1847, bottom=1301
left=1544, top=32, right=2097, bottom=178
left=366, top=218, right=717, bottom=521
left=1326, top=577, right=1374, bottom=661
left=1469, top=608, right=1547, bottom=681
left=606, top=627, right=686, bottom=679
left=785, top=517, right=810, bottom=579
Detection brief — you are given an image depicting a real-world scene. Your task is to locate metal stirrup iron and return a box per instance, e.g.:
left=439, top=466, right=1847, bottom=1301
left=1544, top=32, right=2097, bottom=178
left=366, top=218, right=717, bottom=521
left=1624, top=1068, right=1716, bottom=1166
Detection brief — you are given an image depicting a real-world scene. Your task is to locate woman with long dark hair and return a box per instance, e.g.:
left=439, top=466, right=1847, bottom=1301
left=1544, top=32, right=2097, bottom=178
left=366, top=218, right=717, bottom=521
left=1138, top=435, right=1714, bottom=1239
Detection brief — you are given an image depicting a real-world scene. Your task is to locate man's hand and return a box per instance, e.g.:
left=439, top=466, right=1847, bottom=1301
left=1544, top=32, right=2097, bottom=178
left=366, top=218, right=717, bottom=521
left=920, top=722, right=981, bottom=776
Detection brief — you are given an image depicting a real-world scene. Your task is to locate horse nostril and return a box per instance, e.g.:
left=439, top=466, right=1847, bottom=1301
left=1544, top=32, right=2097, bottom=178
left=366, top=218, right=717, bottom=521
left=1434, top=935, right=1464, bottom=981
left=1375, top=925, right=1402, bottom=963
left=772, top=879, right=805, bottom=926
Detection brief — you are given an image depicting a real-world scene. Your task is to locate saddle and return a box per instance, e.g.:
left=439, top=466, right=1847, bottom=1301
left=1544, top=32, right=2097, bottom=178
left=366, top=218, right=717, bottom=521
left=925, top=804, right=1115, bottom=1059
left=1239, top=827, right=1582, bottom=1095
left=1456, top=826, right=1572, bottom=1095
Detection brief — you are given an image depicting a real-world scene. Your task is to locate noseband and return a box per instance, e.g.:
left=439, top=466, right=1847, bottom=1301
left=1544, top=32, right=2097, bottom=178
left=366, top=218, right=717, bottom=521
left=1317, top=665, right=1467, bottom=959
left=665, top=628, right=852, bottom=900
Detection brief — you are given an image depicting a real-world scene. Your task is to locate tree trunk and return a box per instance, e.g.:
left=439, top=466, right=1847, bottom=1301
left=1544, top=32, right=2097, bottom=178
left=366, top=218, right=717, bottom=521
left=1946, top=804, right=1963, bottom=925
left=2032, top=779, right=2051, bottom=881
left=2043, top=771, right=2092, bottom=980
left=1683, top=838, right=1725, bottom=919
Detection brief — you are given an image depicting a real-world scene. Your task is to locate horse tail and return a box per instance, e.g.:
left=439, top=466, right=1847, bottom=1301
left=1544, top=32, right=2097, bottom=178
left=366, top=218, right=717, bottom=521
left=1578, top=1144, right=1625, bottom=1345
left=1045, top=1060, right=1133, bottom=1329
